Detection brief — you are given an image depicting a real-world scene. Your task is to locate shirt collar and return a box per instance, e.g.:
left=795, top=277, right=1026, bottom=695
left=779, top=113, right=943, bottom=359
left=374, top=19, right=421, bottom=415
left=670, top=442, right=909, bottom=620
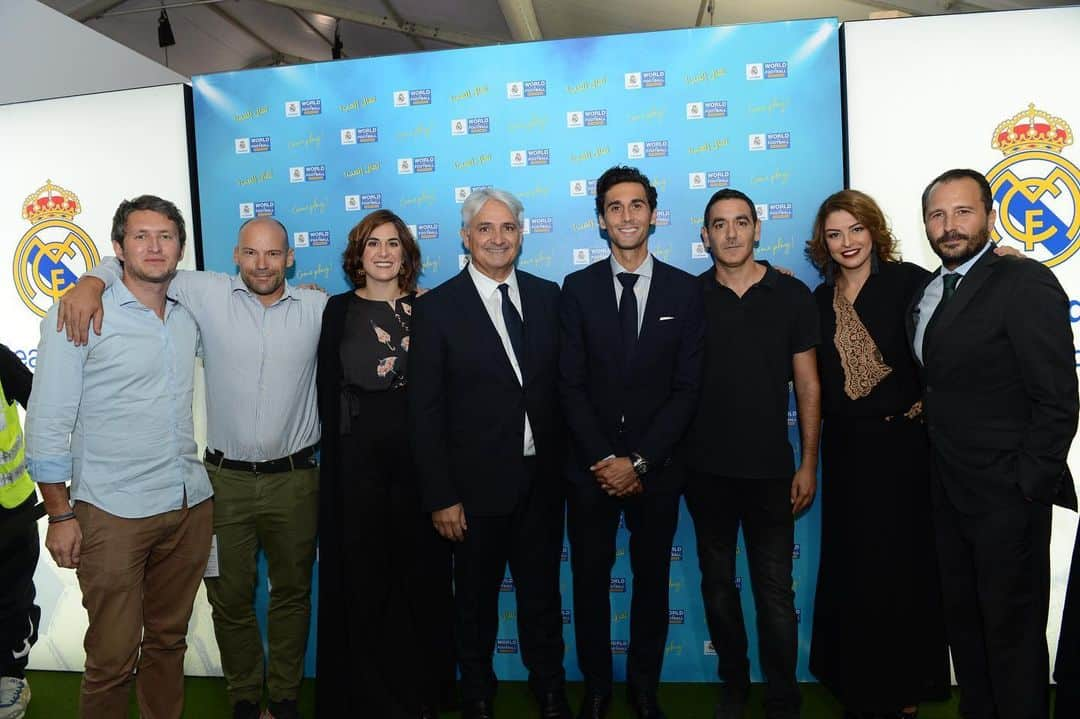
left=701, top=260, right=776, bottom=293
left=943, top=240, right=993, bottom=277
left=610, top=252, right=653, bottom=280
left=230, top=273, right=298, bottom=303
left=467, top=261, right=517, bottom=298
left=756, top=260, right=779, bottom=288
left=111, top=279, right=178, bottom=312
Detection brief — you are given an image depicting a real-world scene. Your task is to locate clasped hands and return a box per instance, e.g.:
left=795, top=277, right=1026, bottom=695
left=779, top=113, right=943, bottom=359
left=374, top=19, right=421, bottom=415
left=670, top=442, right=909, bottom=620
left=591, top=456, right=642, bottom=497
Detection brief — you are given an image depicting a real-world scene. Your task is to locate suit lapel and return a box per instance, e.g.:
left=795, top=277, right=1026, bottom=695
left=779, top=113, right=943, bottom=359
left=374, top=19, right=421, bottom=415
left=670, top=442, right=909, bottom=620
left=907, top=268, right=938, bottom=364
left=589, top=259, right=632, bottom=374
left=518, top=272, right=539, bottom=383
left=454, top=269, right=521, bottom=386
left=636, top=258, right=667, bottom=353
left=923, top=248, right=1001, bottom=361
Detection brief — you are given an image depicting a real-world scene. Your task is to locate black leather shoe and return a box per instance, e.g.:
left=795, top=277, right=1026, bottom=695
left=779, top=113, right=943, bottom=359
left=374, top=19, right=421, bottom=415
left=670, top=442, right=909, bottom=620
left=576, top=692, right=611, bottom=719
left=418, top=704, right=438, bottom=719
left=538, top=689, right=572, bottom=719
left=463, top=698, right=495, bottom=719
left=626, top=685, right=666, bottom=719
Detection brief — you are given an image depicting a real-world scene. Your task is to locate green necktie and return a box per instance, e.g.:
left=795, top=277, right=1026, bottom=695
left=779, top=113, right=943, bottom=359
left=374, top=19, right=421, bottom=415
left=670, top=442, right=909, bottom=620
left=923, top=272, right=961, bottom=356
left=941, top=272, right=960, bottom=303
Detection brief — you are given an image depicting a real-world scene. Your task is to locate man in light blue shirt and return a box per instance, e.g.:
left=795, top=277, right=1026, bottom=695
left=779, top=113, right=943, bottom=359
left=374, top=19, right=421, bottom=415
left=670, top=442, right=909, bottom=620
left=59, top=216, right=324, bottom=719
left=26, top=195, right=212, bottom=719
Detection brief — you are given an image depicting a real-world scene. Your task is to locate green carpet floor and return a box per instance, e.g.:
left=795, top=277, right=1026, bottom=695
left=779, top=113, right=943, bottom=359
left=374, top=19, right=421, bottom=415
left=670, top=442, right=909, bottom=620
left=20, top=671, right=1056, bottom=717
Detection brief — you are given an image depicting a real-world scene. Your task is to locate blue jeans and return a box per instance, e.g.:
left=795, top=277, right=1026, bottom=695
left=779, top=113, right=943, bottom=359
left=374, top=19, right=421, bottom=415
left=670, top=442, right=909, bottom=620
left=686, top=472, right=800, bottom=718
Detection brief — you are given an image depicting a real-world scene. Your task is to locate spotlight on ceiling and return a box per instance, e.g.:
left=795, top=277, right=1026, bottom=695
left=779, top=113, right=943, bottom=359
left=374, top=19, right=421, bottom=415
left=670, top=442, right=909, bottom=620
left=158, top=9, right=176, bottom=48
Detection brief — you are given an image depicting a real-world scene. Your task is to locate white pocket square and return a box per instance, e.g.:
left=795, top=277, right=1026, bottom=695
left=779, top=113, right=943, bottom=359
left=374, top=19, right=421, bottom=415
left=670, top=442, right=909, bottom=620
left=659, top=316, right=676, bottom=321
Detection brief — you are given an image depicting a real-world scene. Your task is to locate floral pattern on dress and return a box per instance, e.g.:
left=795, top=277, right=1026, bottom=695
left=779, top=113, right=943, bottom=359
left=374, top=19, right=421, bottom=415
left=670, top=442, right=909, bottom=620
left=376, top=356, right=398, bottom=378
left=372, top=322, right=395, bottom=350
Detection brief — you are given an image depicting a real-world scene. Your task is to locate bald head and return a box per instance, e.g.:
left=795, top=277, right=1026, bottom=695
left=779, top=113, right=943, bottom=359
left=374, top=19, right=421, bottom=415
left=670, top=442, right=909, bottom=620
left=234, top=217, right=294, bottom=306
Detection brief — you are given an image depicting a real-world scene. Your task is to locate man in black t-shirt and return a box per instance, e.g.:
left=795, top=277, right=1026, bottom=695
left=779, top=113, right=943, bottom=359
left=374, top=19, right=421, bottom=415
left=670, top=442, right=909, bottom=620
left=681, top=189, right=820, bottom=719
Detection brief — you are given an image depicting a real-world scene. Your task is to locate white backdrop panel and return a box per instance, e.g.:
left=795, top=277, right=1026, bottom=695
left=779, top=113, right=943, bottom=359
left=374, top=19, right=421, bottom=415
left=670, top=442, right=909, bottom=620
left=0, top=84, right=217, bottom=675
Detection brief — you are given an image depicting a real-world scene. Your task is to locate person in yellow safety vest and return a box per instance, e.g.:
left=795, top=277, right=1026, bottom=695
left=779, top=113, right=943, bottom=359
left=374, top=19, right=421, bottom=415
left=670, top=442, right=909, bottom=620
left=0, top=343, right=38, bottom=719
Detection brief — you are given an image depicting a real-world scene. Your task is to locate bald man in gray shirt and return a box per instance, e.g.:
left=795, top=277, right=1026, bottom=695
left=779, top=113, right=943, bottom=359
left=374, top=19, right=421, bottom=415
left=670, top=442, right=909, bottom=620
left=59, top=217, right=324, bottom=719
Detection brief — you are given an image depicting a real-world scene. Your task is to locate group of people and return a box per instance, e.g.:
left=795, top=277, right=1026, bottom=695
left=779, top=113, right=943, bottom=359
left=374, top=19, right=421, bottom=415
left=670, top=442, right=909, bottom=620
left=0, top=162, right=1075, bottom=719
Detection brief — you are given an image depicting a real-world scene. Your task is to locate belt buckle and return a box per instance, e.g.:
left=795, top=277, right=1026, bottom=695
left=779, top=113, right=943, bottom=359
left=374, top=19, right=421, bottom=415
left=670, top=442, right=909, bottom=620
left=251, top=461, right=259, bottom=474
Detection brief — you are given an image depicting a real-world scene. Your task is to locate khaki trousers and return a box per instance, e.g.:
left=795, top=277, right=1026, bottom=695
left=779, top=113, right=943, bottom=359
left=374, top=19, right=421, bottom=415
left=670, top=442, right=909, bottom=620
left=203, top=462, right=319, bottom=705
left=75, top=499, right=213, bottom=719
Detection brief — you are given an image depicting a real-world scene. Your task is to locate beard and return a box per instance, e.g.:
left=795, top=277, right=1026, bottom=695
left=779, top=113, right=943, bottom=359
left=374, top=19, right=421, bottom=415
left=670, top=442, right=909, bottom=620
left=930, top=226, right=991, bottom=269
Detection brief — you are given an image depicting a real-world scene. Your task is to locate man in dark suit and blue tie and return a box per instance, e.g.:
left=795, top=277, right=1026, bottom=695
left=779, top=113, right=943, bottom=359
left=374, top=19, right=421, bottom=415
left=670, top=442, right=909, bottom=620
left=908, top=168, right=1078, bottom=719
left=409, top=188, right=570, bottom=719
left=560, top=166, right=705, bottom=719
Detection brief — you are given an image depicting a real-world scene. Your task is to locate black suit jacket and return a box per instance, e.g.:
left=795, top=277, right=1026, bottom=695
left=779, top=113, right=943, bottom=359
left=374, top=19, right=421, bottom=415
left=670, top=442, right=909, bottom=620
left=559, top=256, right=704, bottom=493
left=409, top=268, right=564, bottom=516
left=906, top=248, right=1078, bottom=511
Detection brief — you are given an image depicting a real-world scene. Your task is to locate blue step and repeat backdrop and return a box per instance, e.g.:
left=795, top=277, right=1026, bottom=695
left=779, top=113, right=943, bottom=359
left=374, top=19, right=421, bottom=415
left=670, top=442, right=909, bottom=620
left=191, top=18, right=843, bottom=681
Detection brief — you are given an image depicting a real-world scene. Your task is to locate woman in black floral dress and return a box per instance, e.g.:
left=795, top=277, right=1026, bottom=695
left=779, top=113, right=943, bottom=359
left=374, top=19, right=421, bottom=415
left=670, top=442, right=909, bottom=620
left=315, top=210, right=454, bottom=718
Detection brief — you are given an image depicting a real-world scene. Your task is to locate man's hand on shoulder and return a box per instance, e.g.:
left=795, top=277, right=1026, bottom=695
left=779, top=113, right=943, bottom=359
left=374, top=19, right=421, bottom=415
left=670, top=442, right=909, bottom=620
left=993, top=245, right=1023, bottom=259
left=432, top=502, right=467, bottom=542
left=57, top=277, right=106, bottom=346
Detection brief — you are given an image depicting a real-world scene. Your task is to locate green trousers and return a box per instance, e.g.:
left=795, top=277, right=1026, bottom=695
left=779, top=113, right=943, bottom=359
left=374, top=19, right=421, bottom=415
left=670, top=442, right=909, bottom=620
left=203, top=460, right=319, bottom=705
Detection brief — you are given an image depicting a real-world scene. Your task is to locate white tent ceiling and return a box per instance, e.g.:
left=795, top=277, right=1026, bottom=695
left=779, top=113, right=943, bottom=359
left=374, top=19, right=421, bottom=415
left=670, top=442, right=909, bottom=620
left=40, top=0, right=1076, bottom=78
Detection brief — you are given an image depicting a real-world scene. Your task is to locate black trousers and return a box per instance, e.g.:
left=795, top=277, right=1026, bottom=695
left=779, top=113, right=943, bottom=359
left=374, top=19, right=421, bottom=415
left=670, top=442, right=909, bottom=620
left=567, top=479, right=680, bottom=695
left=0, top=494, right=40, bottom=678
left=685, top=472, right=799, bottom=718
left=339, top=390, right=456, bottom=717
left=453, top=459, right=566, bottom=703
left=932, top=475, right=1052, bottom=719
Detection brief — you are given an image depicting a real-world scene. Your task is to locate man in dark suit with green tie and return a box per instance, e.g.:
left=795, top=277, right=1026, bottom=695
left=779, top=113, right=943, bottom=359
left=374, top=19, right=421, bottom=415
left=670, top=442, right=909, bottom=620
left=908, top=168, right=1078, bottom=719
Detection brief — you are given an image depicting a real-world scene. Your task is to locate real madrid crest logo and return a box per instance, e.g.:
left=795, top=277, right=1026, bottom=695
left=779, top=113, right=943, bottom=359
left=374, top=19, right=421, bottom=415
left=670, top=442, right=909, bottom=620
left=987, top=104, right=1079, bottom=267
left=13, top=180, right=101, bottom=317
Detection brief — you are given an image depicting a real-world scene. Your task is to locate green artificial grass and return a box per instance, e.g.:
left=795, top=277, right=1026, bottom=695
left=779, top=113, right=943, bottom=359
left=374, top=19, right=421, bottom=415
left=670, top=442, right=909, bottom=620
left=21, top=671, right=1054, bottom=717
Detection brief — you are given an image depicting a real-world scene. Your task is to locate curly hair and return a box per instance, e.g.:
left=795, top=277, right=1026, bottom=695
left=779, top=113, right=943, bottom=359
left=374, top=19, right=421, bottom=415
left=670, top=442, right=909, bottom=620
left=342, top=209, right=421, bottom=291
left=805, top=189, right=900, bottom=275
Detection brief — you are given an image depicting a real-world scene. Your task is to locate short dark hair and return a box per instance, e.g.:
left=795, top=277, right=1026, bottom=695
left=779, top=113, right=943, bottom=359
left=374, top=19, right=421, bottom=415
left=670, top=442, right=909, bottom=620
left=703, top=188, right=757, bottom=225
left=343, top=209, right=421, bottom=291
left=921, top=168, right=993, bottom=217
left=239, top=216, right=289, bottom=248
left=111, top=195, right=186, bottom=248
left=595, top=165, right=658, bottom=217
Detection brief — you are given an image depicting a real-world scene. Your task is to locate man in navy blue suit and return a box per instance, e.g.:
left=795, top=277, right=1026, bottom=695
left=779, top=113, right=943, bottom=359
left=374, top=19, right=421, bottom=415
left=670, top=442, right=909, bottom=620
left=410, top=188, right=570, bottom=719
left=560, top=166, right=705, bottom=719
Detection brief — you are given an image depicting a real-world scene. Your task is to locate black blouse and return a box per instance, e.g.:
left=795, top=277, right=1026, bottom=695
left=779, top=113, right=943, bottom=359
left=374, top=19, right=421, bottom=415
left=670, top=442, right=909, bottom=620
left=339, top=292, right=414, bottom=393
left=814, top=261, right=929, bottom=418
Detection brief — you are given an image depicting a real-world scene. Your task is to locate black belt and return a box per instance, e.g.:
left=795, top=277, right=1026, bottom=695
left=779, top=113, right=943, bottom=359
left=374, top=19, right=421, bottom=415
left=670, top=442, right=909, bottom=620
left=204, top=446, right=316, bottom=474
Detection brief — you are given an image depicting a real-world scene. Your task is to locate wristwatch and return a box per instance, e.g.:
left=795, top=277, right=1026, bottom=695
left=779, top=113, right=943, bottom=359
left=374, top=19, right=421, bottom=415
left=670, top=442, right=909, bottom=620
left=630, top=452, right=649, bottom=477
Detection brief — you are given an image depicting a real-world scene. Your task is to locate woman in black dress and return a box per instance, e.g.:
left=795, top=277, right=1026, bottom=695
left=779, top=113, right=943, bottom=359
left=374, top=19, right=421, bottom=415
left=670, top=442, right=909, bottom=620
left=805, top=190, right=948, bottom=719
left=315, top=210, right=454, bottom=718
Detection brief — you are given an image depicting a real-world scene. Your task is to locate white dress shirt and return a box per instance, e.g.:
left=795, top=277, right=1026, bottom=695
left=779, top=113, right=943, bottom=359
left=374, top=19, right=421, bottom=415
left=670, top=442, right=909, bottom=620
left=467, top=263, right=535, bottom=456
left=610, top=253, right=654, bottom=334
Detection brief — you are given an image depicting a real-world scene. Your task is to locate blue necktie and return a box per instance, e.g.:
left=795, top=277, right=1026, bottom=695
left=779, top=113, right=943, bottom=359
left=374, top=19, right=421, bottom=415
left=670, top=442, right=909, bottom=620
left=618, top=272, right=639, bottom=358
left=498, top=283, right=525, bottom=376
